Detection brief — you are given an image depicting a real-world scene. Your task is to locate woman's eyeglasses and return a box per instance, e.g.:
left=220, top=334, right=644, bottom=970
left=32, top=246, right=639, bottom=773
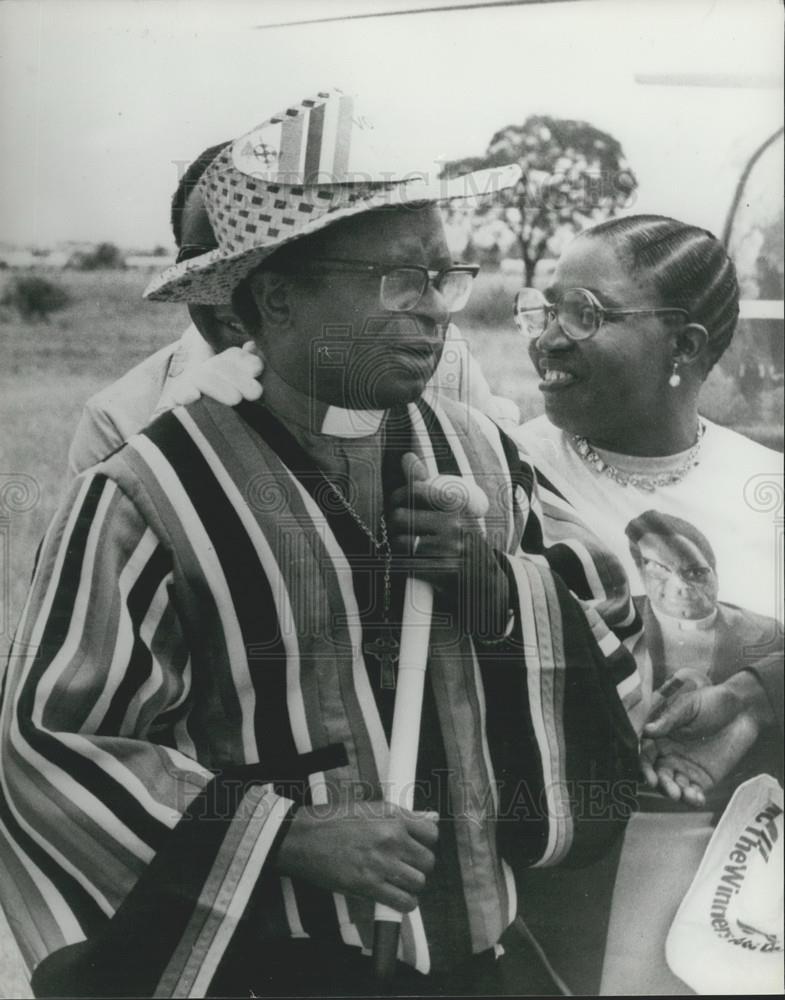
left=275, top=258, right=480, bottom=314
left=513, top=286, right=690, bottom=342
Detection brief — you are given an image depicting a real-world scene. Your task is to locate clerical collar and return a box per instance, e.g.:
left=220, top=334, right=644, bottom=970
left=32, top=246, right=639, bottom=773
left=651, top=604, right=719, bottom=631
left=260, top=368, right=385, bottom=439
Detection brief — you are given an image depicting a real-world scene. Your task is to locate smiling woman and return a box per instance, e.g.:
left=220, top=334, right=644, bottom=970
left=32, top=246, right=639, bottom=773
left=512, top=214, right=783, bottom=995
left=523, top=232, right=719, bottom=454
left=516, top=212, right=781, bottom=628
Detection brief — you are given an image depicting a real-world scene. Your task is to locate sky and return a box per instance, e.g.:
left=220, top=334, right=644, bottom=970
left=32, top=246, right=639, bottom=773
left=0, top=0, right=782, bottom=249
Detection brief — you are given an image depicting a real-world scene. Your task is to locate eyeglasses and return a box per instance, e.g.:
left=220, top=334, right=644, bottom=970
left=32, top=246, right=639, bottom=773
left=176, top=243, right=218, bottom=264
left=513, top=286, right=690, bottom=342
left=641, top=557, right=714, bottom=586
left=277, top=258, right=480, bottom=313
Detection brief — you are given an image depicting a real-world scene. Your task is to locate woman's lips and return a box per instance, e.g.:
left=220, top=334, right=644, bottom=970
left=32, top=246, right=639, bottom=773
left=539, top=367, right=578, bottom=389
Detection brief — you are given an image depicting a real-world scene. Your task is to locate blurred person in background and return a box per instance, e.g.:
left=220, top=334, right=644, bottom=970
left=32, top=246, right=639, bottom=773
left=510, top=214, right=782, bottom=994
left=755, top=253, right=784, bottom=386
left=66, top=141, right=264, bottom=476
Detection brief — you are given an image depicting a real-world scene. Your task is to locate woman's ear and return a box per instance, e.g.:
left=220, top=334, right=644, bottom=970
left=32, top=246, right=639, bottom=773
left=673, top=323, right=709, bottom=367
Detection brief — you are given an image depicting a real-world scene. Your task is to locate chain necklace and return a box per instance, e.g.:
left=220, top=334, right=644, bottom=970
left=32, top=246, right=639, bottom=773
left=570, top=420, right=706, bottom=493
left=327, top=480, right=398, bottom=689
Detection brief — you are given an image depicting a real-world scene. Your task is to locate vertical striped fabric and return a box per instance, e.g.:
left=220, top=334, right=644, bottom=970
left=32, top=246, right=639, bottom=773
left=0, top=394, right=640, bottom=997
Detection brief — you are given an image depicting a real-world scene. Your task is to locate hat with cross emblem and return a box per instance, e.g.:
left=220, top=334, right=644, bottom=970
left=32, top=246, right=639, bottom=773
left=144, top=88, right=520, bottom=304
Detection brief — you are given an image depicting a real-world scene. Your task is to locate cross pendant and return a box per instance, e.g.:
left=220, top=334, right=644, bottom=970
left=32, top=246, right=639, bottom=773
left=365, top=631, right=399, bottom=690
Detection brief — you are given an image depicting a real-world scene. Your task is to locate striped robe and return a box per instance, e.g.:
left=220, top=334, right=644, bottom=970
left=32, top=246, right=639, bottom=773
left=0, top=393, right=641, bottom=997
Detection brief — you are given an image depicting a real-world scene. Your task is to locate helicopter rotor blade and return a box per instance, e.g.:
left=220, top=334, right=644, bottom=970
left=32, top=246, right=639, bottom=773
left=254, top=0, right=590, bottom=31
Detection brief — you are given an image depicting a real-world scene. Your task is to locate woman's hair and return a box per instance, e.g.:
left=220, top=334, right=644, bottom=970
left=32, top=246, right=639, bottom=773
left=581, top=214, right=739, bottom=369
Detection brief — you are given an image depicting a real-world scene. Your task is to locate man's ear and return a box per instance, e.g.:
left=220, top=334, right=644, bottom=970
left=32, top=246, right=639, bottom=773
left=230, top=283, right=262, bottom=339
left=195, top=303, right=249, bottom=351
left=248, top=271, right=293, bottom=333
left=212, top=304, right=247, bottom=345
left=188, top=303, right=246, bottom=351
left=673, top=323, right=709, bottom=368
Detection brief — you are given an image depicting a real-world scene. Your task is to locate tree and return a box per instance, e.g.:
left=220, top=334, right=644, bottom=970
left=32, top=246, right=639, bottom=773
left=440, top=115, right=637, bottom=285
left=67, top=242, right=126, bottom=271
left=1, top=275, right=71, bottom=322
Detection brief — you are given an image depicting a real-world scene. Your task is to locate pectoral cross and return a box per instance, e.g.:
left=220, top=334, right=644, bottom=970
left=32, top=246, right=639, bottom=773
left=365, top=631, right=399, bottom=690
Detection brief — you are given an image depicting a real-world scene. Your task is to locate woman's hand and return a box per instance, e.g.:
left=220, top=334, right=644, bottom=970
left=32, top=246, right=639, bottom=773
left=640, top=676, right=767, bottom=807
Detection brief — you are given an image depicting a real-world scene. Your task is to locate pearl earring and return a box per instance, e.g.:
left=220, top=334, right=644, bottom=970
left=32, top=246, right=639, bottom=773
left=669, top=361, right=681, bottom=388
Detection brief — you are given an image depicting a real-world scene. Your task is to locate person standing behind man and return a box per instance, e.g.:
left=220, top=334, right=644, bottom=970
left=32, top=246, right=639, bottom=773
left=66, top=142, right=264, bottom=477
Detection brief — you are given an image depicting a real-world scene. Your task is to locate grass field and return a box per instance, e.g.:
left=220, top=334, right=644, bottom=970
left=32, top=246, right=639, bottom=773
left=0, top=271, right=185, bottom=650
left=0, top=267, right=780, bottom=995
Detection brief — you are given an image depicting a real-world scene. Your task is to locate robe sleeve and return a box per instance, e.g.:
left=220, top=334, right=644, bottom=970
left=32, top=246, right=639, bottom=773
left=746, top=654, right=784, bottom=733
left=503, top=442, right=644, bottom=718
left=465, top=438, right=644, bottom=871
left=0, top=471, right=296, bottom=998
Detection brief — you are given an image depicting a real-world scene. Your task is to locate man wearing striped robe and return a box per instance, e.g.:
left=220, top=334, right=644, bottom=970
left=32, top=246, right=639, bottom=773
left=0, top=198, right=641, bottom=996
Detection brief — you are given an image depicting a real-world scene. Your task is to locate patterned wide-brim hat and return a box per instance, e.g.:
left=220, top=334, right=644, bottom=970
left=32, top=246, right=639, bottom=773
left=144, top=89, right=521, bottom=304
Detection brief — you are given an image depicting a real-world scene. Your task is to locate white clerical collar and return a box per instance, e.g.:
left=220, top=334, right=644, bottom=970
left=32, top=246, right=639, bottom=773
left=320, top=405, right=385, bottom=438
left=652, top=604, right=719, bottom=631
left=261, top=368, right=385, bottom=439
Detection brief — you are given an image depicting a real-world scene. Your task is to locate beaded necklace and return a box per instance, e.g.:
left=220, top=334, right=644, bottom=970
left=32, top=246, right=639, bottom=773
left=570, top=420, right=706, bottom=492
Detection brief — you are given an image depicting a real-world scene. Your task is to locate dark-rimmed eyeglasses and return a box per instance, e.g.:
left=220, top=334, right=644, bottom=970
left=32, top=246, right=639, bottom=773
left=275, top=258, right=480, bottom=314
left=513, top=286, right=690, bottom=341
left=176, top=243, right=218, bottom=264
left=641, top=557, right=714, bottom=586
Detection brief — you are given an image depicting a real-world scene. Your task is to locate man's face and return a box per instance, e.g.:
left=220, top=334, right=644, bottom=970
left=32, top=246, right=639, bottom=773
left=254, top=204, right=453, bottom=409
left=636, top=531, right=719, bottom=620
